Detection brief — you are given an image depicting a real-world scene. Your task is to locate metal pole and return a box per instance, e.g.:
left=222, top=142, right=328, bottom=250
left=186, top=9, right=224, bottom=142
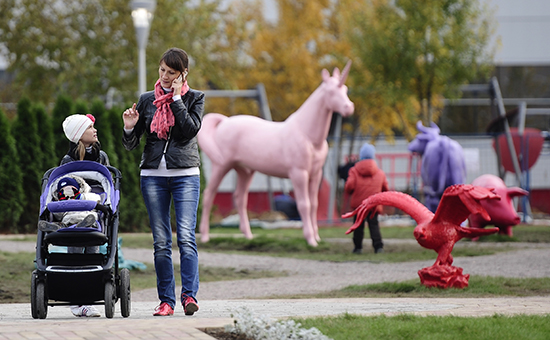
left=254, top=83, right=275, bottom=210
left=256, top=83, right=273, bottom=121
left=518, top=101, right=527, bottom=135
left=131, top=0, right=156, bottom=95
left=138, top=46, right=146, bottom=95
left=327, top=114, right=342, bottom=222
left=491, top=77, right=523, bottom=186
left=517, top=101, right=532, bottom=221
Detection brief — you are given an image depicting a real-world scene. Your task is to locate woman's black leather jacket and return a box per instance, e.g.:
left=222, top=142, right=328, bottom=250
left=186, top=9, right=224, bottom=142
left=122, top=88, right=204, bottom=169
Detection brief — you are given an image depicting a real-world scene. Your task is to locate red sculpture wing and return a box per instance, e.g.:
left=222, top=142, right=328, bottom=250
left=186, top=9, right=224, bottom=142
left=457, top=225, right=499, bottom=238
left=433, top=185, right=500, bottom=226
left=343, top=191, right=433, bottom=234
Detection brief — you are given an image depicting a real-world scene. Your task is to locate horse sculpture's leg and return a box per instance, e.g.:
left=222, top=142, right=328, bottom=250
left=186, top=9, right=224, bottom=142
left=308, top=169, right=323, bottom=242
left=199, top=163, right=232, bottom=243
left=233, top=166, right=255, bottom=240
left=289, top=169, right=318, bottom=247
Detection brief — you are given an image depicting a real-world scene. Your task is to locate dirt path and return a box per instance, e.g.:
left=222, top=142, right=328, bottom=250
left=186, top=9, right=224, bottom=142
left=130, top=241, right=550, bottom=301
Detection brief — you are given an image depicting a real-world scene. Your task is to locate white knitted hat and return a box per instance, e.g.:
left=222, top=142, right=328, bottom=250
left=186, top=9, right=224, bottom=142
left=62, top=114, right=93, bottom=143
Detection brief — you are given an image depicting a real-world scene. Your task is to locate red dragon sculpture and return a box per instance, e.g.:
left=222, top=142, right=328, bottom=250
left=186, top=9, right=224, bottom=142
left=342, top=184, right=500, bottom=288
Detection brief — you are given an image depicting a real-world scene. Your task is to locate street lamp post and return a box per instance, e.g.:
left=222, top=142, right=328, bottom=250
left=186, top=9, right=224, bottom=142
left=131, top=0, right=156, bottom=95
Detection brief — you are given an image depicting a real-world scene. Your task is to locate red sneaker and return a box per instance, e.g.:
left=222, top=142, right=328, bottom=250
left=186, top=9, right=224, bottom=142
left=182, top=296, right=199, bottom=316
left=153, top=302, right=174, bottom=316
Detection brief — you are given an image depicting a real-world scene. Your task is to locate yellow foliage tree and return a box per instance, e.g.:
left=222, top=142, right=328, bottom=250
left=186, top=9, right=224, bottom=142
left=207, top=0, right=350, bottom=122
left=335, top=0, right=496, bottom=140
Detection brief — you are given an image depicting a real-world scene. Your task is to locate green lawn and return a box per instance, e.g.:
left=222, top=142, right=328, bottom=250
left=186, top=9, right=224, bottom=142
left=279, top=276, right=550, bottom=299
left=12, top=224, right=550, bottom=246
left=293, top=314, right=550, bottom=340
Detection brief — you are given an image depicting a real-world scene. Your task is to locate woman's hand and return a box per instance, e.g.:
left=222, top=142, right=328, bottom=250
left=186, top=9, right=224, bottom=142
left=123, top=103, right=139, bottom=130
left=171, top=74, right=184, bottom=96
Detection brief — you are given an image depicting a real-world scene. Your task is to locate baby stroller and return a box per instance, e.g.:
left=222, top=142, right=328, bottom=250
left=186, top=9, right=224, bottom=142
left=31, top=160, right=129, bottom=319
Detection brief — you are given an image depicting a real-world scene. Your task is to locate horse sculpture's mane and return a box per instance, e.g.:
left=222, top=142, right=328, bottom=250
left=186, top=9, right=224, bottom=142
left=198, top=62, right=354, bottom=246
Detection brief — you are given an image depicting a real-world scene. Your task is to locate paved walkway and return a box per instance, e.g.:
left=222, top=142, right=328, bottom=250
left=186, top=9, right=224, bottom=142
left=1, top=297, right=550, bottom=339
left=1, top=236, right=550, bottom=339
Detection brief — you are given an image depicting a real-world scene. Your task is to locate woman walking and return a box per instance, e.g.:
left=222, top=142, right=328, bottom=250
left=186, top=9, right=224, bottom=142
left=122, top=47, right=204, bottom=316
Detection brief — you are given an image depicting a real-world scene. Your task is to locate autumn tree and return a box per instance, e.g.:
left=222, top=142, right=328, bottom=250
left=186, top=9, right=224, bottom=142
left=0, top=0, right=136, bottom=104
left=207, top=0, right=349, bottom=121
left=0, top=0, right=237, bottom=107
left=336, top=0, right=496, bottom=139
left=146, top=0, right=231, bottom=91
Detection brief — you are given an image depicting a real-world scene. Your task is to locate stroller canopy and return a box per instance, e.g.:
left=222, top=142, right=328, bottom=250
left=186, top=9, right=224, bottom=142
left=40, top=161, right=120, bottom=215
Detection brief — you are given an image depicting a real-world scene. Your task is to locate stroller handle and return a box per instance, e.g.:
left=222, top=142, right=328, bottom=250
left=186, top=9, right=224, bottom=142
left=106, top=165, right=122, bottom=191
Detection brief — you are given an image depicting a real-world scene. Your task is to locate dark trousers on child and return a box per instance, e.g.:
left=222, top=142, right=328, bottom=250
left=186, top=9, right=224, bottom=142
left=353, top=213, right=383, bottom=252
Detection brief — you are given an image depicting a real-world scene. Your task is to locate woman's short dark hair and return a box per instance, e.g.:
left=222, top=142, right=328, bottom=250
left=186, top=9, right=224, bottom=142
left=160, top=48, right=189, bottom=72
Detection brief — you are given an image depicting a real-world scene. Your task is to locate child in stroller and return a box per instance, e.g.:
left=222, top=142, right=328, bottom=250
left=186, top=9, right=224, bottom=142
left=38, top=175, right=101, bottom=233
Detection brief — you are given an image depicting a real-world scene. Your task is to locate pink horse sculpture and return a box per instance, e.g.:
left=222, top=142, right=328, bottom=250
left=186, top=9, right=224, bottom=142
left=198, top=62, right=354, bottom=246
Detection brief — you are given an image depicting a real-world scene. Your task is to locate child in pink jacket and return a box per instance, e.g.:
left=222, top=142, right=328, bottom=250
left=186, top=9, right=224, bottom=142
left=344, top=143, right=389, bottom=254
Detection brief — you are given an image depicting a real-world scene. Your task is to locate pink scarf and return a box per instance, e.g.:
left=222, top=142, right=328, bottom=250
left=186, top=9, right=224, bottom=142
left=151, top=79, right=190, bottom=139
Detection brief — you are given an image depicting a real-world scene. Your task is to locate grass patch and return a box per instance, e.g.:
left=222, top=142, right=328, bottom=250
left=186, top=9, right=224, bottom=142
left=113, top=224, right=549, bottom=251
left=114, top=226, right=416, bottom=248
left=476, top=224, right=550, bottom=243
left=204, top=224, right=417, bottom=239
left=195, top=235, right=516, bottom=262
left=204, top=223, right=550, bottom=242
left=294, top=313, right=550, bottom=340
left=0, top=252, right=36, bottom=304
left=117, top=227, right=527, bottom=263
left=8, top=224, right=550, bottom=245
left=280, top=276, right=550, bottom=299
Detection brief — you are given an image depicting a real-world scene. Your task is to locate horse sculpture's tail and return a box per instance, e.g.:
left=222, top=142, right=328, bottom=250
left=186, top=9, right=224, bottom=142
left=197, top=113, right=227, bottom=165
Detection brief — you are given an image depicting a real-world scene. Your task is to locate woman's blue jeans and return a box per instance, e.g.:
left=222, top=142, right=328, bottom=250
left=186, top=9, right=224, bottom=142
left=140, top=175, right=200, bottom=309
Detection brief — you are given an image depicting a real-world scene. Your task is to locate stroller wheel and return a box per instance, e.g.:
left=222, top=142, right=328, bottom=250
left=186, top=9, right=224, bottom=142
left=104, top=281, right=115, bottom=319
left=119, top=268, right=131, bottom=318
left=30, top=271, right=38, bottom=319
left=31, top=271, right=48, bottom=320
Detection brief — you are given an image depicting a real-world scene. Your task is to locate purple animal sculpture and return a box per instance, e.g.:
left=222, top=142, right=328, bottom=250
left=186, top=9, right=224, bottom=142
left=198, top=61, right=354, bottom=246
left=468, top=174, right=528, bottom=237
left=408, top=121, right=466, bottom=213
